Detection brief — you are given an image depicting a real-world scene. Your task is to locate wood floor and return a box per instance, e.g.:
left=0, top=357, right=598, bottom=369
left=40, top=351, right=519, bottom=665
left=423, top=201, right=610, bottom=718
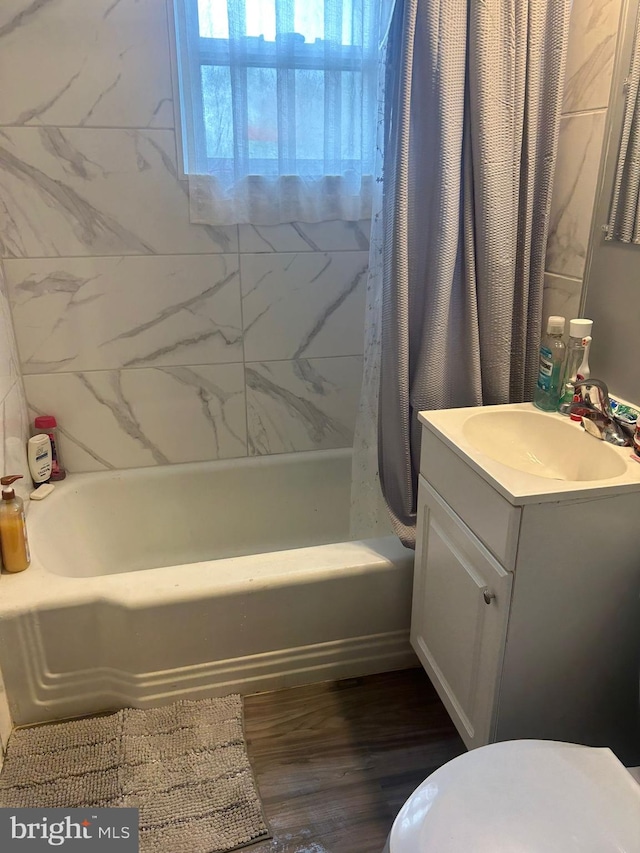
left=244, top=667, right=466, bottom=853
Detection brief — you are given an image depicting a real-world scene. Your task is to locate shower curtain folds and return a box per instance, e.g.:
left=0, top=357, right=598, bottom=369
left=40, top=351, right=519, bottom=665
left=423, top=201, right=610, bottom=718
left=369, top=0, right=571, bottom=547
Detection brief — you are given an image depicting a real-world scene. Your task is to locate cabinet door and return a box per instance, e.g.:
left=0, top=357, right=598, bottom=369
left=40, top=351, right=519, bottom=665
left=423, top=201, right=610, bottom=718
left=411, top=478, right=512, bottom=749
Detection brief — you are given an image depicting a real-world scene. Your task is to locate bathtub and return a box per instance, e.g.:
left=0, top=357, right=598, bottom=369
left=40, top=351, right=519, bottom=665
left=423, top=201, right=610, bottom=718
left=0, top=449, right=416, bottom=725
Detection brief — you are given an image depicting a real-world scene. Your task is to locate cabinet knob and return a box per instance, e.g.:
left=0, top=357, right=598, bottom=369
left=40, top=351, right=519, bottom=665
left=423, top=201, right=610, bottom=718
left=483, top=589, right=496, bottom=605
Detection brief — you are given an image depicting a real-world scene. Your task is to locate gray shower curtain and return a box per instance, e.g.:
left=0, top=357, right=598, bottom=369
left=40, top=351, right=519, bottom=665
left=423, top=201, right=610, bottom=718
left=378, top=0, right=571, bottom=546
left=607, top=1, right=640, bottom=242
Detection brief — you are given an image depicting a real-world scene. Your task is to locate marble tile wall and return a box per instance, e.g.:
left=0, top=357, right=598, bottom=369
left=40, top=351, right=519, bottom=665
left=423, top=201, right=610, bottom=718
left=544, top=0, right=624, bottom=324
left=0, top=261, right=29, bottom=766
left=0, top=0, right=369, bottom=470
left=0, top=259, right=30, bottom=499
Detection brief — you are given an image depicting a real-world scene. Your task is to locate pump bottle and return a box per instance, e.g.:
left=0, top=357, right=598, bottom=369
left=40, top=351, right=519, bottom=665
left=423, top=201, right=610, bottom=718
left=0, top=475, right=30, bottom=573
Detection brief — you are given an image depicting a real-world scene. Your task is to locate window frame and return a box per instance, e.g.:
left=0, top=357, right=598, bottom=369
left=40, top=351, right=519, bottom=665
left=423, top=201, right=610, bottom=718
left=170, top=0, right=370, bottom=178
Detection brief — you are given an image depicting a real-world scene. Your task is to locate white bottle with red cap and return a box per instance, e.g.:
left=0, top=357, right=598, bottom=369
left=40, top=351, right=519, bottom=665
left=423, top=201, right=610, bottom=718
left=33, top=415, right=66, bottom=481
left=558, top=318, right=594, bottom=415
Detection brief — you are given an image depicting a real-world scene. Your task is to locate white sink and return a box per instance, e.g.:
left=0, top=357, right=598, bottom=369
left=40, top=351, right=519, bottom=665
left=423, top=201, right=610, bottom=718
left=462, top=409, right=627, bottom=481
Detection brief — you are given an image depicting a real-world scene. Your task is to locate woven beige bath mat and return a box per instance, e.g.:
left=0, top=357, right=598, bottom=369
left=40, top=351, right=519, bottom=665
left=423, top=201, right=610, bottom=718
left=0, top=694, right=270, bottom=853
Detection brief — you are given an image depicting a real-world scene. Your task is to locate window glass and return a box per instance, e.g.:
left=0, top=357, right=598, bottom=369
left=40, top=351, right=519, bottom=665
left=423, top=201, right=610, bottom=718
left=247, top=67, right=279, bottom=164
left=202, top=65, right=233, bottom=160
left=175, top=0, right=376, bottom=181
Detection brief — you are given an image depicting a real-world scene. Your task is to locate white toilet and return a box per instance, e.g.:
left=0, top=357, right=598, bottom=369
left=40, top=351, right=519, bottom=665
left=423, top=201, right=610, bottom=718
left=387, top=739, right=640, bottom=852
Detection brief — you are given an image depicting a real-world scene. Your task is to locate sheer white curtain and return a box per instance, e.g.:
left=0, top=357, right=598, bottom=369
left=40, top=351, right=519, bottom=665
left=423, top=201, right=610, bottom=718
left=349, top=0, right=395, bottom=540
left=173, top=0, right=380, bottom=225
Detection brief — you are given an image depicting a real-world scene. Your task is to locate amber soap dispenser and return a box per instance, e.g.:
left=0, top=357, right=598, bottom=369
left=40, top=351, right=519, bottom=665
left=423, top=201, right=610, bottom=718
left=0, top=475, right=30, bottom=573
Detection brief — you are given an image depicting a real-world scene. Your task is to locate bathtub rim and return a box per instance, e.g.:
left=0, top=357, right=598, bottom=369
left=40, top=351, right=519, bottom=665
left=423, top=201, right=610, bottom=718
left=0, top=526, right=411, bottom=617
left=25, top=446, right=359, bottom=580
left=0, top=448, right=409, bottom=616
left=31, top=446, right=353, bottom=495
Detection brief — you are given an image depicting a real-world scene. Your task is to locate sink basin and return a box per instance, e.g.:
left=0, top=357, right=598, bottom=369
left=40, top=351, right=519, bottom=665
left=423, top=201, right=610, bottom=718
left=462, top=409, right=627, bottom=481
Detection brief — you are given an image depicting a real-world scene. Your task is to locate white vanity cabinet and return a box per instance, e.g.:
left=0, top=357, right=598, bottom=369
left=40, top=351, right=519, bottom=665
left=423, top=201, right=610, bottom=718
left=412, top=406, right=640, bottom=764
left=413, top=479, right=512, bottom=748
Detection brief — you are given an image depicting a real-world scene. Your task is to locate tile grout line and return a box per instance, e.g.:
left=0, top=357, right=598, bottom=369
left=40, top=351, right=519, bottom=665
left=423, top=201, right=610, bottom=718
left=236, top=227, right=251, bottom=457
left=560, top=106, right=609, bottom=119
left=1, top=248, right=369, bottom=263
left=544, top=270, right=584, bottom=284
left=0, top=125, right=177, bottom=132
left=20, top=355, right=366, bottom=379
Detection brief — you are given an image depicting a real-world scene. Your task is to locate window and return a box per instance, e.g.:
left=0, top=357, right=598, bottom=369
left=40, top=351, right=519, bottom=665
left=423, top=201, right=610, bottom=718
left=172, top=0, right=380, bottom=225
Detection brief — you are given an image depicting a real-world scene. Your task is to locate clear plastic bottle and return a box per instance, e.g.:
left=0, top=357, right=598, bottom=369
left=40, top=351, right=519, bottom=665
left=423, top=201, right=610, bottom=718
left=0, top=475, right=30, bottom=573
left=533, top=316, right=566, bottom=411
left=557, top=319, right=594, bottom=415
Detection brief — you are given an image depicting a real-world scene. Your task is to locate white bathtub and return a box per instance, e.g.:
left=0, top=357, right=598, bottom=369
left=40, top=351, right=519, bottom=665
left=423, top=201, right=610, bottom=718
left=0, top=450, right=415, bottom=725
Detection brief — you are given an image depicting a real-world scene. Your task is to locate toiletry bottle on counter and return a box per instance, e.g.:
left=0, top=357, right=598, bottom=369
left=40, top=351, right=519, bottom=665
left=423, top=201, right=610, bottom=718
left=0, top=475, right=30, bottom=573
left=558, top=318, right=594, bottom=415
left=533, top=316, right=566, bottom=411
left=33, top=415, right=65, bottom=481
left=27, top=434, right=52, bottom=488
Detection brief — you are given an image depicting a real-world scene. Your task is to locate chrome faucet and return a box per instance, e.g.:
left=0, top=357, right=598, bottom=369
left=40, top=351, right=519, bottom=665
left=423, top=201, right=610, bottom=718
left=569, top=379, right=633, bottom=446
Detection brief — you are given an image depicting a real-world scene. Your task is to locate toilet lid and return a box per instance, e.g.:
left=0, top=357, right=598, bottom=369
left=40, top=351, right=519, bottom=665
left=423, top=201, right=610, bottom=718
left=390, top=740, right=640, bottom=853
